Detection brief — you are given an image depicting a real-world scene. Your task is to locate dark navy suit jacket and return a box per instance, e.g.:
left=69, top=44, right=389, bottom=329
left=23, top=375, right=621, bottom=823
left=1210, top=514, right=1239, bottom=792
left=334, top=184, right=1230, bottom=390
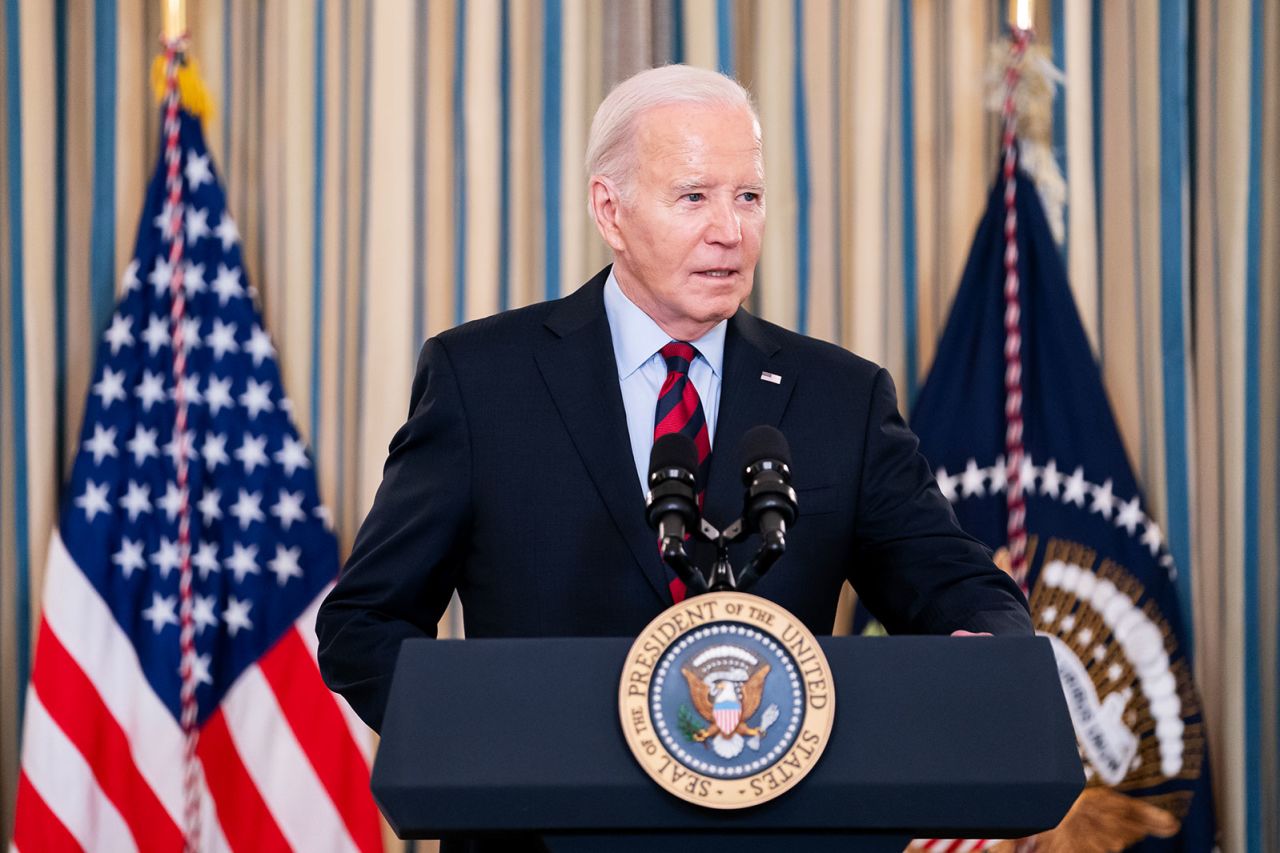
left=316, top=267, right=1032, bottom=733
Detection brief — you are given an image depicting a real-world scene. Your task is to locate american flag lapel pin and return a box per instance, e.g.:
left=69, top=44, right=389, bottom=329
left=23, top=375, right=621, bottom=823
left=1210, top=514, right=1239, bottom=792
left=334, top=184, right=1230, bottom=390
left=760, top=371, right=782, bottom=384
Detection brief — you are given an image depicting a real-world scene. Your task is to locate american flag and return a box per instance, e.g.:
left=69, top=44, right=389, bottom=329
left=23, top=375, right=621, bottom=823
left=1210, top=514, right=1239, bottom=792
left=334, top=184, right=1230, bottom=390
left=11, top=52, right=382, bottom=853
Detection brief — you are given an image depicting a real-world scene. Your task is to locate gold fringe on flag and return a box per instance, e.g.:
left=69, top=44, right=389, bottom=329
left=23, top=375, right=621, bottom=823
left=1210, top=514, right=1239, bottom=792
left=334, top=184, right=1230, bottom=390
left=150, top=54, right=214, bottom=124
left=985, top=40, right=1067, bottom=245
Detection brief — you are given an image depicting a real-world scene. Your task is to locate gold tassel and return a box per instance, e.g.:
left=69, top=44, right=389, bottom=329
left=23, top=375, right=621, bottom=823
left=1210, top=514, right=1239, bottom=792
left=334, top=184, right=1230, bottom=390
left=151, top=54, right=214, bottom=124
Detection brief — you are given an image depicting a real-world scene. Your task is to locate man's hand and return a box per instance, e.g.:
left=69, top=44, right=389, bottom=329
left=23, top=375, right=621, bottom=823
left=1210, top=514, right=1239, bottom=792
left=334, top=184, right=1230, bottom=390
left=950, top=630, right=993, bottom=637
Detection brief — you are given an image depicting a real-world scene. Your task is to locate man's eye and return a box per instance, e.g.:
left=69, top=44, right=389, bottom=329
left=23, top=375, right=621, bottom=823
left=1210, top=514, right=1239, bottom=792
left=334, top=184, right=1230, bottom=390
left=741, top=191, right=760, bottom=202
left=683, top=192, right=704, bottom=203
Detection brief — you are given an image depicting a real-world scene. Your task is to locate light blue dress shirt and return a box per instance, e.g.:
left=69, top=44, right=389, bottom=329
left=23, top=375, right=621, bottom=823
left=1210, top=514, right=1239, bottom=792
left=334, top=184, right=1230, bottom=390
left=603, top=271, right=726, bottom=497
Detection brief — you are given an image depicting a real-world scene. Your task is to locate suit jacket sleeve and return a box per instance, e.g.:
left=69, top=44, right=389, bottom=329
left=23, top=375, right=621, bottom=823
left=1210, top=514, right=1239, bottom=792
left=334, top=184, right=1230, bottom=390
left=847, top=368, right=1033, bottom=636
left=315, top=338, right=471, bottom=732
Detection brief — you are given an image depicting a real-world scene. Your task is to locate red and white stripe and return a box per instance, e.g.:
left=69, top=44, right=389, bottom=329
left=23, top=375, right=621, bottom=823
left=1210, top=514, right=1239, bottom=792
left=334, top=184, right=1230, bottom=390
left=910, top=839, right=1000, bottom=852
left=1001, top=28, right=1032, bottom=592
left=12, top=532, right=380, bottom=853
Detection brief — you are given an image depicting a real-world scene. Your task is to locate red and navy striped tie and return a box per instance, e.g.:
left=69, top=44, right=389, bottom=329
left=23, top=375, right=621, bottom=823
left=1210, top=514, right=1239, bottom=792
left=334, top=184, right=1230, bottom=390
left=654, top=341, right=711, bottom=602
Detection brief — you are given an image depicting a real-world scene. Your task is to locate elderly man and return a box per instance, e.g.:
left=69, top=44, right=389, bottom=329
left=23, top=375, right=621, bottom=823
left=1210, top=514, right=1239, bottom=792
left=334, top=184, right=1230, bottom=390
left=316, top=65, right=1031, bottom=738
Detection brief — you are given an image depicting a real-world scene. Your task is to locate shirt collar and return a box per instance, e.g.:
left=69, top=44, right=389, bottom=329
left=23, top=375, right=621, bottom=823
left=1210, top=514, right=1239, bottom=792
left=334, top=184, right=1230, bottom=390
left=603, top=269, right=728, bottom=380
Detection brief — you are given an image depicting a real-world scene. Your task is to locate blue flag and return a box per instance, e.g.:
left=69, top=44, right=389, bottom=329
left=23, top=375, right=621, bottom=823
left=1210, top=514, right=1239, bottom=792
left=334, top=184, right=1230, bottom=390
left=877, top=167, right=1216, bottom=851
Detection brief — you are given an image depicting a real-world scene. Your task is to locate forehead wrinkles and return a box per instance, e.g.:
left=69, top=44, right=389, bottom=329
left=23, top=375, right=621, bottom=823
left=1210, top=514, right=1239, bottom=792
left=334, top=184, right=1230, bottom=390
left=632, top=106, right=764, bottom=187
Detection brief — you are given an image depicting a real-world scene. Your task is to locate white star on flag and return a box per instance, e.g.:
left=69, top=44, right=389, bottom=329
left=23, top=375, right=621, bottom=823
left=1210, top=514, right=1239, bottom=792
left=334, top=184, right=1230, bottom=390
left=83, top=425, right=118, bottom=465
left=223, top=596, right=253, bottom=636
left=211, top=263, right=244, bottom=305
left=184, top=150, right=213, bottom=188
left=270, top=490, right=306, bottom=530
left=268, top=544, right=303, bottom=586
left=179, top=316, right=203, bottom=352
left=234, top=434, right=270, bottom=474
left=239, top=378, right=275, bottom=419
left=229, top=489, right=266, bottom=530
left=1142, top=520, right=1164, bottom=555
left=1115, top=496, right=1144, bottom=535
left=103, top=314, right=135, bottom=354
left=206, top=319, right=239, bottom=359
left=75, top=480, right=111, bottom=522
left=1061, top=466, right=1089, bottom=507
left=171, top=375, right=203, bottom=406
left=92, top=367, right=128, bottom=408
left=121, top=258, right=141, bottom=291
left=120, top=480, right=153, bottom=522
left=149, top=256, right=175, bottom=294
left=224, top=544, right=260, bottom=583
left=193, top=541, right=221, bottom=579
left=141, top=316, right=170, bottom=355
left=141, top=593, right=179, bottom=633
left=151, top=537, right=184, bottom=579
left=998, top=457, right=1014, bottom=494
left=204, top=376, right=235, bottom=414
left=185, top=208, right=211, bottom=246
left=112, top=538, right=147, bottom=579
left=1089, top=478, right=1116, bottom=520
left=960, top=458, right=986, bottom=497
left=182, top=650, right=214, bottom=686
left=202, top=433, right=230, bottom=471
left=197, top=488, right=223, bottom=525
left=215, top=214, right=240, bottom=252
left=158, top=483, right=185, bottom=522
left=126, top=426, right=160, bottom=466
left=245, top=325, right=276, bottom=366
left=182, top=260, right=207, bottom=296
left=1039, top=459, right=1063, bottom=497
left=163, top=430, right=198, bottom=467
left=136, top=372, right=168, bottom=413
left=153, top=200, right=179, bottom=241
left=193, top=594, right=219, bottom=635
left=274, top=436, right=311, bottom=477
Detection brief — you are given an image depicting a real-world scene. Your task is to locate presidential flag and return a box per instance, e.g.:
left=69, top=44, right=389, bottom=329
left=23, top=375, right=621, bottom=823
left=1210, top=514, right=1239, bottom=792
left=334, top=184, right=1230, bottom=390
left=11, top=50, right=381, bottom=852
left=888, top=149, right=1217, bottom=851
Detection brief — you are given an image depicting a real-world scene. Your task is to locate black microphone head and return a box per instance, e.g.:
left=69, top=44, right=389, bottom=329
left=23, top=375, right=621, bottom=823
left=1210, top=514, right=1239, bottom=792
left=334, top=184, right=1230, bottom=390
left=739, top=425, right=792, bottom=477
left=649, top=433, right=699, bottom=484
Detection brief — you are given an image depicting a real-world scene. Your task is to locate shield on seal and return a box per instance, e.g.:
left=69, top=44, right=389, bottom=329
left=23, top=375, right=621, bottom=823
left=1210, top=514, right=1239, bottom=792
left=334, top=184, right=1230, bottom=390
left=712, top=686, right=741, bottom=735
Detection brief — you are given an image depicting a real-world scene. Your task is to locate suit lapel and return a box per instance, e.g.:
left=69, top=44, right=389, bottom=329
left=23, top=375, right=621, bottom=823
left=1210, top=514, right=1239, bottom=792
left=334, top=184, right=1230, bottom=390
left=534, top=274, right=671, bottom=604
left=702, top=310, right=797, bottom=531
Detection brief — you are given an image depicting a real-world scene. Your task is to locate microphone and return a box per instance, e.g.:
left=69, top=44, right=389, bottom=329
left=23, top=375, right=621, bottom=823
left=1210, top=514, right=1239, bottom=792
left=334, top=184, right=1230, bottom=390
left=645, top=434, right=707, bottom=594
left=734, top=426, right=798, bottom=592
left=740, top=425, right=798, bottom=540
left=646, top=433, right=699, bottom=539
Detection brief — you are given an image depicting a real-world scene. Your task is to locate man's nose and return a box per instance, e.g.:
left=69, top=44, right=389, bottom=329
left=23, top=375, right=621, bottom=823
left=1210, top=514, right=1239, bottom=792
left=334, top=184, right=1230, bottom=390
left=704, top=199, right=742, bottom=246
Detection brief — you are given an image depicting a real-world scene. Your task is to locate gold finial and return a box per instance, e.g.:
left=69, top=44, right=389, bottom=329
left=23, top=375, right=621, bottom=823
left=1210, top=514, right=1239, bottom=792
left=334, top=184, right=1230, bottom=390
left=1008, top=0, right=1033, bottom=31
left=163, top=0, right=186, bottom=42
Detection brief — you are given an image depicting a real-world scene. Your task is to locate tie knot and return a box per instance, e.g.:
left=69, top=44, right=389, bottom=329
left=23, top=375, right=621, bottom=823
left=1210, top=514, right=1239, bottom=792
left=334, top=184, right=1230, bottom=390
left=659, top=342, right=697, bottom=375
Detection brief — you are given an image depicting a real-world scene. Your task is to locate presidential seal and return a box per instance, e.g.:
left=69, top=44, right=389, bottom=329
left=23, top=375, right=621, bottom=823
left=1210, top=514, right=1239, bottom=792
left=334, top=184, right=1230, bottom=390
left=619, top=591, right=834, bottom=809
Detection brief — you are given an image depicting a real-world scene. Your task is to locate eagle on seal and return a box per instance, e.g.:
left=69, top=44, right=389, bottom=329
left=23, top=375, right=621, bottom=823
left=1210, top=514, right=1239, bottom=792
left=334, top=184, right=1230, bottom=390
left=681, top=644, right=776, bottom=759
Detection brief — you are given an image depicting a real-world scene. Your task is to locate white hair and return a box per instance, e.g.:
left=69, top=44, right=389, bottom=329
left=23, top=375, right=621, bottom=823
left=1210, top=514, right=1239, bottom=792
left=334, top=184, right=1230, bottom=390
left=585, top=64, right=760, bottom=203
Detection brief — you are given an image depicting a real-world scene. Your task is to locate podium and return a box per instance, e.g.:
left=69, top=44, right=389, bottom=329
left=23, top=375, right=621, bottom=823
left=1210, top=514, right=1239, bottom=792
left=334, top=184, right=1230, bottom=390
left=372, top=635, right=1083, bottom=852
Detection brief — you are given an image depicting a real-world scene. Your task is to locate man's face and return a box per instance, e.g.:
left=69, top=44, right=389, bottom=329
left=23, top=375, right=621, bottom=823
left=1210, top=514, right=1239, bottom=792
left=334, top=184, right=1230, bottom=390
left=604, top=102, right=765, bottom=340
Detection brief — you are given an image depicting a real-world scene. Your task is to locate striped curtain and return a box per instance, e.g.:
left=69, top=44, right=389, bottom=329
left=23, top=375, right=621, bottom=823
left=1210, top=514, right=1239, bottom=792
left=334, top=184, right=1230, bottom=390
left=2, top=1, right=1276, bottom=850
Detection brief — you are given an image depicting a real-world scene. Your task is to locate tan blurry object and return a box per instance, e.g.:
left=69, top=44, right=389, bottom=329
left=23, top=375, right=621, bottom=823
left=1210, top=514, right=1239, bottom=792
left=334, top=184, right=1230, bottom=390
left=986, top=787, right=1179, bottom=853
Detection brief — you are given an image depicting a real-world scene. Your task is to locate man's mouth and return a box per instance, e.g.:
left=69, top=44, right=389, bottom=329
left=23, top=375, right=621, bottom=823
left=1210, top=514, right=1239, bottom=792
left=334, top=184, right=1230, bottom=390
left=694, top=268, right=737, bottom=278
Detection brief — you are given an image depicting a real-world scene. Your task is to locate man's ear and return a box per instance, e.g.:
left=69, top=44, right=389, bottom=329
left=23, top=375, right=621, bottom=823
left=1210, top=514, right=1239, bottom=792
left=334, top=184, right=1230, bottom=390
left=589, top=177, right=627, bottom=253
